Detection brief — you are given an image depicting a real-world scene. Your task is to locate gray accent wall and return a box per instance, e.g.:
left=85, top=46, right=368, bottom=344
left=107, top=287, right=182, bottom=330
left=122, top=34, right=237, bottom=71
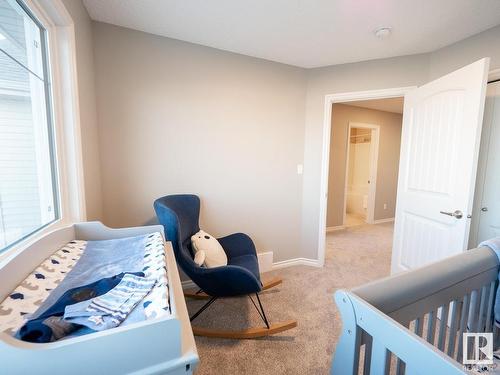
left=92, top=22, right=307, bottom=262
left=63, top=0, right=500, bottom=264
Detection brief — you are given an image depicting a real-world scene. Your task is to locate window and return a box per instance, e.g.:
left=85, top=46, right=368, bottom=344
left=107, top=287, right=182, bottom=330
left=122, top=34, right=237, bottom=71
left=0, top=0, right=58, bottom=251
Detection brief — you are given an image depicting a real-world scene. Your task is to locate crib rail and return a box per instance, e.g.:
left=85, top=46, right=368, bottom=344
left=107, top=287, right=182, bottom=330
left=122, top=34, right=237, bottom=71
left=333, top=291, right=464, bottom=375
left=332, top=247, right=499, bottom=374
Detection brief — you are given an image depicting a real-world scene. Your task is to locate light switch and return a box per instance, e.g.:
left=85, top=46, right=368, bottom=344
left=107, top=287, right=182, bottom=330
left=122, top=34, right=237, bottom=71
left=297, top=164, right=303, bottom=175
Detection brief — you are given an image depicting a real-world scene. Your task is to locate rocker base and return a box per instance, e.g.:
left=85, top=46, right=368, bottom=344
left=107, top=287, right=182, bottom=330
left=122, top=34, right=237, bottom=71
left=184, top=277, right=283, bottom=300
left=192, top=320, right=297, bottom=339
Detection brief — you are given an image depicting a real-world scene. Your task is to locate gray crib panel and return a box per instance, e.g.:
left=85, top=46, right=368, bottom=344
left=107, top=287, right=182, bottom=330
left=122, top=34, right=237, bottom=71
left=334, top=291, right=465, bottom=375
left=353, top=247, right=499, bottom=319
left=332, top=247, right=500, bottom=375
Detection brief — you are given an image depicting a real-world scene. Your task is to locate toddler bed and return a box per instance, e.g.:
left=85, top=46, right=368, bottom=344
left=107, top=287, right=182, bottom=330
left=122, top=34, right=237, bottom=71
left=0, top=222, right=198, bottom=374
left=332, top=246, right=499, bottom=375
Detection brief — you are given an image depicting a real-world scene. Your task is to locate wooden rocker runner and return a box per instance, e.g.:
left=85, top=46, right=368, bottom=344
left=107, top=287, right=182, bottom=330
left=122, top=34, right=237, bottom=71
left=154, top=195, right=298, bottom=339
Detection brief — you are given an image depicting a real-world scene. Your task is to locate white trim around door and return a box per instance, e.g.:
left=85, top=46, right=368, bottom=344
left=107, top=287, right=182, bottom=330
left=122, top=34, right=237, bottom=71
left=317, top=86, right=415, bottom=267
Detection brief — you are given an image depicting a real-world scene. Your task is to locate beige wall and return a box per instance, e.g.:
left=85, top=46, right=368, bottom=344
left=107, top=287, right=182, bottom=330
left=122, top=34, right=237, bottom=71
left=62, top=0, right=500, bottom=265
left=62, top=0, right=103, bottom=220
left=429, top=24, right=500, bottom=80
left=92, top=22, right=306, bottom=261
left=326, top=104, right=402, bottom=228
left=300, top=55, right=429, bottom=259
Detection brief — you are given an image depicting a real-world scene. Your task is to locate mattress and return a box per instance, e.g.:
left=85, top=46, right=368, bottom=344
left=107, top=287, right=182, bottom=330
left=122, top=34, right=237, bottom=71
left=0, top=232, right=169, bottom=337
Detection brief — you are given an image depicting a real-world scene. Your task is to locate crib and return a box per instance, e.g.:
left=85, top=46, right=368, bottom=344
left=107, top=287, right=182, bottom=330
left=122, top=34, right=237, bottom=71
left=332, top=246, right=499, bottom=374
left=0, top=222, right=199, bottom=375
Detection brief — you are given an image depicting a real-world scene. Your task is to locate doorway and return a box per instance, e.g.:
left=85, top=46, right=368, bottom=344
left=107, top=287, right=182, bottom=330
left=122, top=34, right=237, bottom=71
left=323, top=98, right=404, bottom=280
left=317, top=87, right=413, bottom=268
left=343, top=123, right=379, bottom=227
left=325, top=98, right=404, bottom=236
left=469, top=79, right=500, bottom=247
left=318, top=59, right=492, bottom=274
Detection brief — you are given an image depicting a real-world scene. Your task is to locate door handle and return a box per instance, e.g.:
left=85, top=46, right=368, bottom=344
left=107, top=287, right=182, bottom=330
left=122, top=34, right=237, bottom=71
left=439, top=210, right=463, bottom=219
left=481, top=207, right=488, bottom=212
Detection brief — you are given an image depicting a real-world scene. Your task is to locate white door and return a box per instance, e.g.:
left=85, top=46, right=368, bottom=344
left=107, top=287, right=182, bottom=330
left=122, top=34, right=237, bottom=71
left=391, top=58, right=490, bottom=274
left=470, top=81, right=500, bottom=245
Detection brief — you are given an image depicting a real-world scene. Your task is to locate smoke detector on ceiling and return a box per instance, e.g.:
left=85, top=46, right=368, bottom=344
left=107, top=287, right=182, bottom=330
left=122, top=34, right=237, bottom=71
left=374, top=27, right=392, bottom=39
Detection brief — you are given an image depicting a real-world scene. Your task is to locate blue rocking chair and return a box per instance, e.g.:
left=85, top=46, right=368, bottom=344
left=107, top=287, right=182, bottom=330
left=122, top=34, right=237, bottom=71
left=154, top=194, right=297, bottom=339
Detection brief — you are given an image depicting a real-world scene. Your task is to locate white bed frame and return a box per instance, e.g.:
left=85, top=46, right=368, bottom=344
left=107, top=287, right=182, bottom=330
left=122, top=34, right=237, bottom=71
left=0, top=222, right=199, bottom=375
left=332, top=246, right=499, bottom=374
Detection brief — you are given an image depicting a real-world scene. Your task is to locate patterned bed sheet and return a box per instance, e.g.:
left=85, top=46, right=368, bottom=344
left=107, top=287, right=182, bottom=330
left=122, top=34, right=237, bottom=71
left=0, top=232, right=169, bottom=336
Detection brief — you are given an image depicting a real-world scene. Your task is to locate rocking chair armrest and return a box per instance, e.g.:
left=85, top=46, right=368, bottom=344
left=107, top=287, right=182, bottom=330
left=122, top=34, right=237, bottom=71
left=217, top=233, right=257, bottom=259
left=195, top=265, right=262, bottom=296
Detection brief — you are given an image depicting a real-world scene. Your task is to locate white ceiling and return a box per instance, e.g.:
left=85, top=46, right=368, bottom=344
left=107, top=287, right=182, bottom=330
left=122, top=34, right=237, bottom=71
left=82, top=0, right=500, bottom=68
left=347, top=97, right=404, bottom=114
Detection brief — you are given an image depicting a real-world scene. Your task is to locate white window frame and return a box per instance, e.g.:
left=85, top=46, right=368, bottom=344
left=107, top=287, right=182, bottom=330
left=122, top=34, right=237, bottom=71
left=0, top=0, right=85, bottom=262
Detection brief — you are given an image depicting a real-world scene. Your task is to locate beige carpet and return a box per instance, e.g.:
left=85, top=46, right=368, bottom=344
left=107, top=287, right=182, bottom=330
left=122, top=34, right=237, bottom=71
left=189, top=222, right=394, bottom=374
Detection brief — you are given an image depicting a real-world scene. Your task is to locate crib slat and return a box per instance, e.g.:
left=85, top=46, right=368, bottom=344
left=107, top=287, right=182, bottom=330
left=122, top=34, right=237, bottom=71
left=446, top=300, right=459, bottom=358
left=414, top=317, right=423, bottom=338
left=396, top=323, right=409, bottom=375
left=486, top=281, right=496, bottom=332
left=437, top=303, right=449, bottom=351
left=457, top=294, right=471, bottom=362
left=426, top=310, right=436, bottom=344
left=477, top=285, right=488, bottom=333
left=468, top=289, right=479, bottom=333
left=466, top=290, right=480, bottom=358
left=370, top=338, right=389, bottom=375
left=395, top=358, right=405, bottom=375
left=363, top=333, right=373, bottom=375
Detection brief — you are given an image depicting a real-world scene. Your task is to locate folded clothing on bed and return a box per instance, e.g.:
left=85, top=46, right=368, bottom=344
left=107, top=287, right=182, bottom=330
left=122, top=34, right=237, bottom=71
left=64, top=274, right=156, bottom=331
left=0, top=232, right=169, bottom=337
left=16, top=272, right=144, bottom=343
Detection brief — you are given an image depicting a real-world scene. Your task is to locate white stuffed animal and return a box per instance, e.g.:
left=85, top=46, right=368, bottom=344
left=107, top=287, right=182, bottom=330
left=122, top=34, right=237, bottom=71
left=191, top=230, right=228, bottom=268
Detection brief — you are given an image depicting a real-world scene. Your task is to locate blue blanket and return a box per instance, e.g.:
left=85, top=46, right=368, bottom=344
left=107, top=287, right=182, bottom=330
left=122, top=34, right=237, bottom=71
left=17, top=272, right=143, bottom=343
left=479, top=237, right=500, bottom=327
left=17, top=234, right=150, bottom=342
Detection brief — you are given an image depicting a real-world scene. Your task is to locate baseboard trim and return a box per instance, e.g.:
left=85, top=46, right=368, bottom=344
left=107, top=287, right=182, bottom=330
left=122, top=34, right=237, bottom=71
left=326, top=225, right=345, bottom=232
left=372, top=217, right=395, bottom=224
left=271, top=257, right=322, bottom=270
